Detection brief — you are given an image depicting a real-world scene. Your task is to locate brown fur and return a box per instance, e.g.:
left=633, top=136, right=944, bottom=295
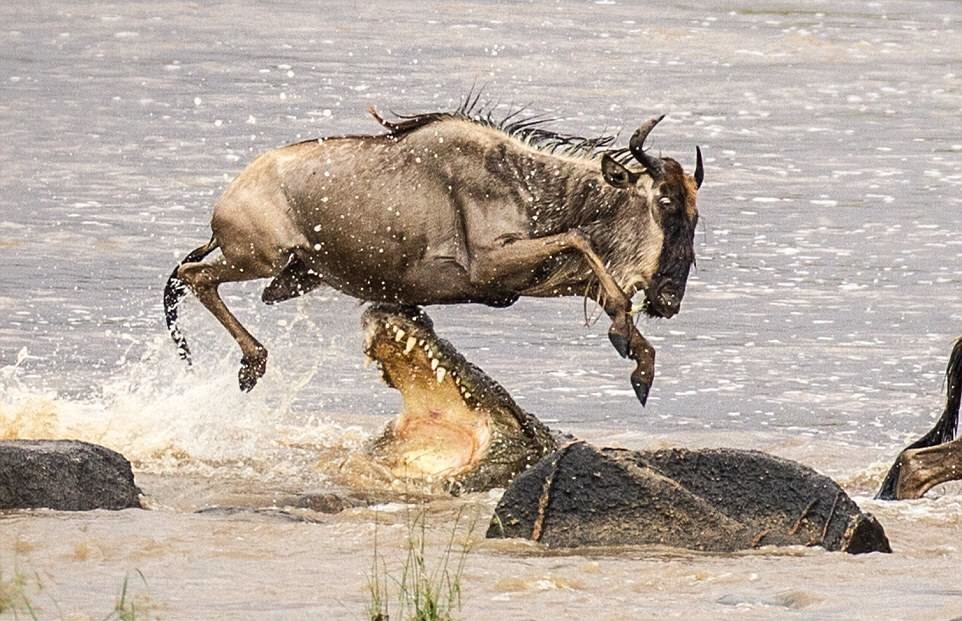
left=164, top=106, right=703, bottom=404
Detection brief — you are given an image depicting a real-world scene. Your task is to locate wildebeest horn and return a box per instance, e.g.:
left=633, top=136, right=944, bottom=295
left=629, top=115, right=666, bottom=178
left=694, top=146, right=704, bottom=189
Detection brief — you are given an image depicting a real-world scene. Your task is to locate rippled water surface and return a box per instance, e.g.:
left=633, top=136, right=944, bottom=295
left=2, top=1, right=962, bottom=619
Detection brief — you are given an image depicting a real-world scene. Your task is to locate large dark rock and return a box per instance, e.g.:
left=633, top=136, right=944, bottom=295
left=0, top=440, right=141, bottom=511
left=487, top=442, right=890, bottom=554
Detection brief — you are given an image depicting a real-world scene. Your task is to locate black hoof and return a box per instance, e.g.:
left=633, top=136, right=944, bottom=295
left=238, top=352, right=267, bottom=392
left=608, top=331, right=630, bottom=359
left=238, top=366, right=258, bottom=392
left=631, top=377, right=650, bottom=407
left=176, top=344, right=193, bottom=365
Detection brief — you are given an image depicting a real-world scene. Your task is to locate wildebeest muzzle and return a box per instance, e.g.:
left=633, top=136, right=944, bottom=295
left=644, top=275, right=686, bottom=319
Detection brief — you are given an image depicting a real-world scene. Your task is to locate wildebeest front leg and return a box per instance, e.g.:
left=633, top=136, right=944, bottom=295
left=472, top=230, right=656, bottom=405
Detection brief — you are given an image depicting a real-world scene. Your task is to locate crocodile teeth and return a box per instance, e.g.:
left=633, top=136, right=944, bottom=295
left=436, top=367, right=446, bottom=383
left=404, top=336, right=416, bottom=354
left=463, top=391, right=471, bottom=401
left=430, top=357, right=439, bottom=371
left=394, top=329, right=406, bottom=342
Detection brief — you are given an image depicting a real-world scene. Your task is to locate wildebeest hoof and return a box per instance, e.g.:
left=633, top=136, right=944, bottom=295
left=238, top=350, right=268, bottom=392
left=629, top=344, right=655, bottom=407
left=608, top=328, right=630, bottom=359
left=631, top=375, right=650, bottom=407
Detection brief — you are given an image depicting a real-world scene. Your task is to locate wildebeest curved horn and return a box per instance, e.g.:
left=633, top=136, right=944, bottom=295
left=694, top=146, right=704, bottom=189
left=628, top=115, right=666, bottom=177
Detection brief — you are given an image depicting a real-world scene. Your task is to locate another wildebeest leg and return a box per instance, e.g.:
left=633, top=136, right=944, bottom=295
left=883, top=438, right=962, bottom=499
left=877, top=337, right=962, bottom=499
left=262, top=255, right=326, bottom=305
left=472, top=229, right=656, bottom=405
left=178, top=256, right=277, bottom=391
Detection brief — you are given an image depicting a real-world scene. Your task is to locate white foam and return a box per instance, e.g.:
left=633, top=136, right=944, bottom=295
left=0, top=336, right=366, bottom=484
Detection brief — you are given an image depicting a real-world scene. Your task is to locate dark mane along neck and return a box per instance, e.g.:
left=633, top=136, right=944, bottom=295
left=504, top=152, right=629, bottom=235
left=370, top=98, right=640, bottom=298
left=501, top=151, right=635, bottom=299
left=370, top=97, right=629, bottom=163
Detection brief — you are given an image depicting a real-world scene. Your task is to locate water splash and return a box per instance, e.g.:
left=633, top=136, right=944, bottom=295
left=0, top=335, right=369, bottom=486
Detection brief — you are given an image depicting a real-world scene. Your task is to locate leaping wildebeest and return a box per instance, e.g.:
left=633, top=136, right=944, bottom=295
left=163, top=98, right=704, bottom=406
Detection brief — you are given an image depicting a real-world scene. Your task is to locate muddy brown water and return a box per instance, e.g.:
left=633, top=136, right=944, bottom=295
left=2, top=0, right=962, bottom=619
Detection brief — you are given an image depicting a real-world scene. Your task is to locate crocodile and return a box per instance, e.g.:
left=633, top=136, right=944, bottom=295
left=362, top=303, right=558, bottom=493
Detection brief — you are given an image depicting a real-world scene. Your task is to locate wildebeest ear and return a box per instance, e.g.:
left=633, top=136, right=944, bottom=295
left=601, top=154, right=639, bottom=189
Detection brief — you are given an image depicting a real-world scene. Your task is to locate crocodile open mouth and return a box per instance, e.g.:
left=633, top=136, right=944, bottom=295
left=361, top=304, right=556, bottom=492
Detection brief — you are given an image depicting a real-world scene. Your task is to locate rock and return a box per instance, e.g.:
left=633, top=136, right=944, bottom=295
left=486, top=442, right=890, bottom=554
left=0, top=440, right=141, bottom=511
left=295, top=492, right=372, bottom=514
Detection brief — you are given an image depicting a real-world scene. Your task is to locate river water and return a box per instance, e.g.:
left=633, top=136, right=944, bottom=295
left=2, top=0, right=961, bottom=619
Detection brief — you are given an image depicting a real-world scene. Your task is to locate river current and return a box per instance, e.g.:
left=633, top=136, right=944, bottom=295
left=2, top=1, right=961, bottom=619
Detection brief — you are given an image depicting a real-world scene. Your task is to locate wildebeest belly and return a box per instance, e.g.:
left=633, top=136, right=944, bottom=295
left=287, top=179, right=474, bottom=303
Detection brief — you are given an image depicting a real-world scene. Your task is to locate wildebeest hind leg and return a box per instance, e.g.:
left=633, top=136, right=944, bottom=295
left=262, top=255, right=325, bottom=304
left=178, top=256, right=275, bottom=391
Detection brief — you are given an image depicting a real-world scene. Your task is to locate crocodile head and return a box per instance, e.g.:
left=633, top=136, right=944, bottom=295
left=361, top=304, right=557, bottom=494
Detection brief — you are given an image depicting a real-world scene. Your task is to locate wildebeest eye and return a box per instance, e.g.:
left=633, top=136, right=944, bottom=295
left=658, top=196, right=673, bottom=207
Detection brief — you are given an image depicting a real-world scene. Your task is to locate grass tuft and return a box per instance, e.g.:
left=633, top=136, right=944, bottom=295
left=1, top=560, right=150, bottom=621
left=368, top=507, right=477, bottom=621
left=0, top=565, right=39, bottom=621
left=104, top=570, right=149, bottom=621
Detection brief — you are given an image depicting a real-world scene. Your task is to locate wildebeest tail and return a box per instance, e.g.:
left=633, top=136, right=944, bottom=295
left=876, top=336, right=962, bottom=499
left=163, top=236, right=219, bottom=363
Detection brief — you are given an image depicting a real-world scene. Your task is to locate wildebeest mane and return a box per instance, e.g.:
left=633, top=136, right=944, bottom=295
left=370, top=91, right=635, bottom=164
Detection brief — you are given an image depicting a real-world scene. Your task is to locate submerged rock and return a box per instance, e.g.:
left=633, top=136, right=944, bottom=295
left=0, top=440, right=141, bottom=511
left=487, top=442, right=890, bottom=554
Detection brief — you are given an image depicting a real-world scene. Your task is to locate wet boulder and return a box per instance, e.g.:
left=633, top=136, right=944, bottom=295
left=487, top=442, right=890, bottom=554
left=0, top=440, right=141, bottom=511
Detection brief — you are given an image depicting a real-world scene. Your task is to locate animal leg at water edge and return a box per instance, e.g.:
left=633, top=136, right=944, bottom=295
left=877, top=337, right=962, bottom=499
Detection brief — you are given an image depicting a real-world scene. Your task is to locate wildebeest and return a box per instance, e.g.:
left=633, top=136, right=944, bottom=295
left=876, top=337, right=962, bottom=499
left=163, top=97, right=704, bottom=405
